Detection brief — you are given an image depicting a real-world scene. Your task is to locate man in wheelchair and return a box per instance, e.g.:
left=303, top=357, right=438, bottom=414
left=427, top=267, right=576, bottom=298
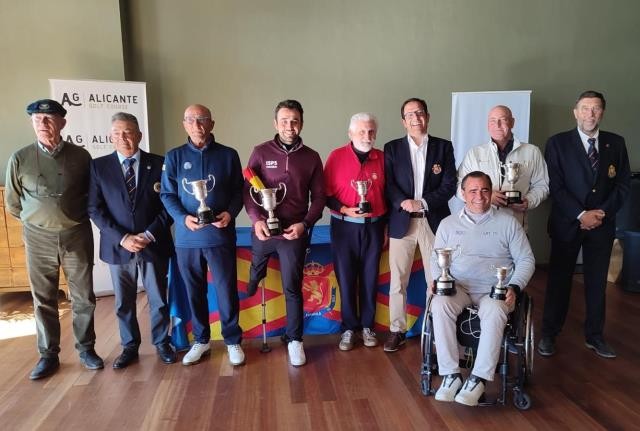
left=430, top=171, right=535, bottom=406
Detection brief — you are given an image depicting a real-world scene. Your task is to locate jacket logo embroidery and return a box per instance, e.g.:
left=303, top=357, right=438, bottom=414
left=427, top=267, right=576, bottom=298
left=432, top=164, right=442, bottom=175
left=266, top=160, right=278, bottom=169
left=608, top=164, right=616, bottom=178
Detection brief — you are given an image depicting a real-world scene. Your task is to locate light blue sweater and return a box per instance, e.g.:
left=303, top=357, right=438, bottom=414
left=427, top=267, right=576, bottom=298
left=430, top=208, right=535, bottom=294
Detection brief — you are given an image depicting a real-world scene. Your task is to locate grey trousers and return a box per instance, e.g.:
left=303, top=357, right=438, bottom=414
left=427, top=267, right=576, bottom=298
left=431, top=290, right=513, bottom=381
left=23, top=222, right=96, bottom=357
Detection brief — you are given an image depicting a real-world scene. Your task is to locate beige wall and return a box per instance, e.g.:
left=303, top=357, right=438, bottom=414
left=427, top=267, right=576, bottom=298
left=0, top=0, right=124, bottom=183
left=3, top=0, right=640, bottom=262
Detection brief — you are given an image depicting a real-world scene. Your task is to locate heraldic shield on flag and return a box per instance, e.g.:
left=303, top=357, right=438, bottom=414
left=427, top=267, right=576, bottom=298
left=169, top=226, right=427, bottom=350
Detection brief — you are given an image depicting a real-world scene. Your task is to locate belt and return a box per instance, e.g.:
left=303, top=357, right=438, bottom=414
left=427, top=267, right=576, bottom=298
left=331, top=213, right=381, bottom=224
left=409, top=212, right=427, bottom=218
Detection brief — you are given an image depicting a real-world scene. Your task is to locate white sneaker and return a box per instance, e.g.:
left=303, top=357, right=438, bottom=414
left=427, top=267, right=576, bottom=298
left=361, top=328, right=378, bottom=347
left=339, top=330, right=355, bottom=351
left=454, top=376, right=485, bottom=406
left=288, top=340, right=306, bottom=367
left=182, top=342, right=211, bottom=366
left=227, top=344, right=245, bottom=366
left=435, top=373, right=463, bottom=402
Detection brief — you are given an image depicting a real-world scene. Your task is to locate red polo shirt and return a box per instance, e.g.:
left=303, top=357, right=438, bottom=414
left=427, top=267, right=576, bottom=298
left=324, top=143, right=387, bottom=217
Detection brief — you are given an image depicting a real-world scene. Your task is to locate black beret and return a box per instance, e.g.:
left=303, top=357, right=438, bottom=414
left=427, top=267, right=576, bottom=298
left=26, top=99, right=67, bottom=117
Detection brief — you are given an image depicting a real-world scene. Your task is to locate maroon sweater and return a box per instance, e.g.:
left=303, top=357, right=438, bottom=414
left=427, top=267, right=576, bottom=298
left=244, top=136, right=325, bottom=231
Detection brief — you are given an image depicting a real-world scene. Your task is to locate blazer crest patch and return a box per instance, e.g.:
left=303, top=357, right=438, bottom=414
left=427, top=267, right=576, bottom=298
left=432, top=163, right=442, bottom=175
left=608, top=164, right=616, bottom=178
left=154, top=182, right=161, bottom=193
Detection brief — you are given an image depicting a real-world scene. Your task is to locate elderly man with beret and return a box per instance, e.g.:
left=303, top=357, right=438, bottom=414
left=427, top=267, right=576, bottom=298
left=5, top=99, right=103, bottom=380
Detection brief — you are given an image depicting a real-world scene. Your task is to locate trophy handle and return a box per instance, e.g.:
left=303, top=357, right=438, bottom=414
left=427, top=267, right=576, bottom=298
left=206, top=174, right=216, bottom=192
left=350, top=179, right=357, bottom=191
left=249, top=186, right=261, bottom=206
left=181, top=178, right=195, bottom=195
left=276, top=182, right=287, bottom=205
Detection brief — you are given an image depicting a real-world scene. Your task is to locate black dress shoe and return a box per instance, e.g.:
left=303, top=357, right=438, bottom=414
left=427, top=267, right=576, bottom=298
left=113, top=348, right=139, bottom=369
left=585, top=338, right=616, bottom=359
left=537, top=337, right=556, bottom=357
left=79, top=349, right=105, bottom=370
left=156, top=343, right=177, bottom=364
left=29, top=357, right=60, bottom=380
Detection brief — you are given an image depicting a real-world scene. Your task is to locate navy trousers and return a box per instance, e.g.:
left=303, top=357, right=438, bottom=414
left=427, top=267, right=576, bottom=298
left=542, top=223, right=614, bottom=342
left=249, top=233, right=308, bottom=341
left=176, top=244, right=242, bottom=345
left=330, top=218, right=385, bottom=331
left=109, top=254, right=170, bottom=349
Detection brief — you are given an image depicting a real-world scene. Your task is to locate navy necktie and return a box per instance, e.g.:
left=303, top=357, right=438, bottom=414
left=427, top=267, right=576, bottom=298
left=123, top=158, right=136, bottom=203
left=587, top=138, right=599, bottom=173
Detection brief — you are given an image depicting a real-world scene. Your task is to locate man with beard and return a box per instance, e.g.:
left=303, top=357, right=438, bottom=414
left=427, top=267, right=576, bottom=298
left=324, top=113, right=387, bottom=351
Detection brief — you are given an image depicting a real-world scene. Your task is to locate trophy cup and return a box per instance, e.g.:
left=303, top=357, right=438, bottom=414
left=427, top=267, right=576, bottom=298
left=250, top=183, right=287, bottom=235
left=500, top=162, right=522, bottom=205
left=350, top=179, right=373, bottom=214
left=182, top=174, right=216, bottom=225
left=490, top=265, right=513, bottom=301
left=433, top=246, right=460, bottom=296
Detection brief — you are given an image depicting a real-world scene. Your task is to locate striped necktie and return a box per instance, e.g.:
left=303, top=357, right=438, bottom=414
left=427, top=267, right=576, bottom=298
left=587, top=138, right=599, bottom=173
left=123, top=158, right=136, bottom=203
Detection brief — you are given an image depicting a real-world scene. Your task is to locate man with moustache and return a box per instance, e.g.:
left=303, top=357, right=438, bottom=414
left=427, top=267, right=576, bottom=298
left=538, top=91, right=630, bottom=359
left=160, top=104, right=245, bottom=367
left=324, top=113, right=387, bottom=351
left=5, top=99, right=102, bottom=379
left=383, top=97, right=457, bottom=352
left=244, top=100, right=325, bottom=366
left=457, top=105, right=549, bottom=230
left=88, top=112, right=176, bottom=368
left=430, top=171, right=534, bottom=406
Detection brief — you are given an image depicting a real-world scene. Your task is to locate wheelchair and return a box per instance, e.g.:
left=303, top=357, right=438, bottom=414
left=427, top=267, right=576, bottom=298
left=419, top=291, right=534, bottom=410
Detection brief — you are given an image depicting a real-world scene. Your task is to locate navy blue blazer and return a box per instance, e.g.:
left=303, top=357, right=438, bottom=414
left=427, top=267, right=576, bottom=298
left=88, top=150, right=174, bottom=264
left=545, top=128, right=630, bottom=242
left=384, top=135, right=457, bottom=239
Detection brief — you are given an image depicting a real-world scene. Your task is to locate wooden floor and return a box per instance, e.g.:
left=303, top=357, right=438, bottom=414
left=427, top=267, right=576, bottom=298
left=1, top=268, right=639, bottom=431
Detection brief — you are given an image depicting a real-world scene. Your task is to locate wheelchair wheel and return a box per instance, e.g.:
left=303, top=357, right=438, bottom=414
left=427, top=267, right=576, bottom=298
left=420, top=296, right=436, bottom=396
left=523, top=295, right=534, bottom=379
left=513, top=390, right=532, bottom=410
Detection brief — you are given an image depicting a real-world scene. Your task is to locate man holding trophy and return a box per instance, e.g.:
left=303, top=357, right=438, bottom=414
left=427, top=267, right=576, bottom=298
left=430, top=171, right=534, bottom=406
left=160, top=104, right=245, bottom=367
left=457, top=105, right=549, bottom=230
left=243, top=100, right=325, bottom=367
left=324, top=113, right=387, bottom=351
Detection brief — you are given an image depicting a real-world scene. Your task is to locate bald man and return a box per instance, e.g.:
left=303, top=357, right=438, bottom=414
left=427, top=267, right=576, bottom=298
left=456, top=105, right=549, bottom=231
left=160, top=104, right=245, bottom=367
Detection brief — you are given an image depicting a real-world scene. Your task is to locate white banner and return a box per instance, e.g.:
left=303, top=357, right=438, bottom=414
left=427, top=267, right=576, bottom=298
left=50, top=79, right=149, bottom=296
left=450, top=90, right=532, bottom=213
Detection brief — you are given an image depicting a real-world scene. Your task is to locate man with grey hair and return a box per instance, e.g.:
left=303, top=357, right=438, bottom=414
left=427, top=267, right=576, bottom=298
left=5, top=98, right=102, bottom=379
left=88, top=112, right=176, bottom=369
left=324, top=112, right=387, bottom=351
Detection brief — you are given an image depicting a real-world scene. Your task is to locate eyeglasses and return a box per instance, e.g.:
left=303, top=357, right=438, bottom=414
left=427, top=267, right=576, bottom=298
left=403, top=110, right=427, bottom=119
left=183, top=116, right=211, bottom=124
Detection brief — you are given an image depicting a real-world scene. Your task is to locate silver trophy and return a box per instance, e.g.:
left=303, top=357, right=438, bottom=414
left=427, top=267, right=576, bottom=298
left=500, top=162, right=522, bottom=205
left=490, top=265, right=514, bottom=301
left=182, top=174, right=216, bottom=225
left=433, top=246, right=460, bottom=296
left=250, top=183, right=287, bottom=235
left=350, top=179, right=373, bottom=214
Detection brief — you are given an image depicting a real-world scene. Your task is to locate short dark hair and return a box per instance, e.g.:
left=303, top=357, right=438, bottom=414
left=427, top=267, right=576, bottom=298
left=576, top=90, right=606, bottom=110
left=111, top=112, right=140, bottom=130
left=461, top=171, right=493, bottom=190
left=401, top=97, right=429, bottom=119
left=274, top=99, right=304, bottom=123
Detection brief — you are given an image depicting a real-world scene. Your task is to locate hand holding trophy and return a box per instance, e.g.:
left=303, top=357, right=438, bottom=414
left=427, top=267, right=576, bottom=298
left=243, top=167, right=287, bottom=235
left=182, top=174, right=216, bottom=224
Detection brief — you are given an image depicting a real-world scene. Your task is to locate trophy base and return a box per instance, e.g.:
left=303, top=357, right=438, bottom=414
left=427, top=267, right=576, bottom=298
left=197, top=210, right=216, bottom=225
left=490, top=287, right=507, bottom=301
left=266, top=218, right=282, bottom=235
left=506, top=191, right=522, bottom=205
left=357, top=202, right=372, bottom=214
left=435, top=280, right=456, bottom=296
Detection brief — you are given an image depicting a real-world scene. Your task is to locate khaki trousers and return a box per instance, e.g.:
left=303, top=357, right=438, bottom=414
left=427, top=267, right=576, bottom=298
left=388, top=218, right=434, bottom=333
